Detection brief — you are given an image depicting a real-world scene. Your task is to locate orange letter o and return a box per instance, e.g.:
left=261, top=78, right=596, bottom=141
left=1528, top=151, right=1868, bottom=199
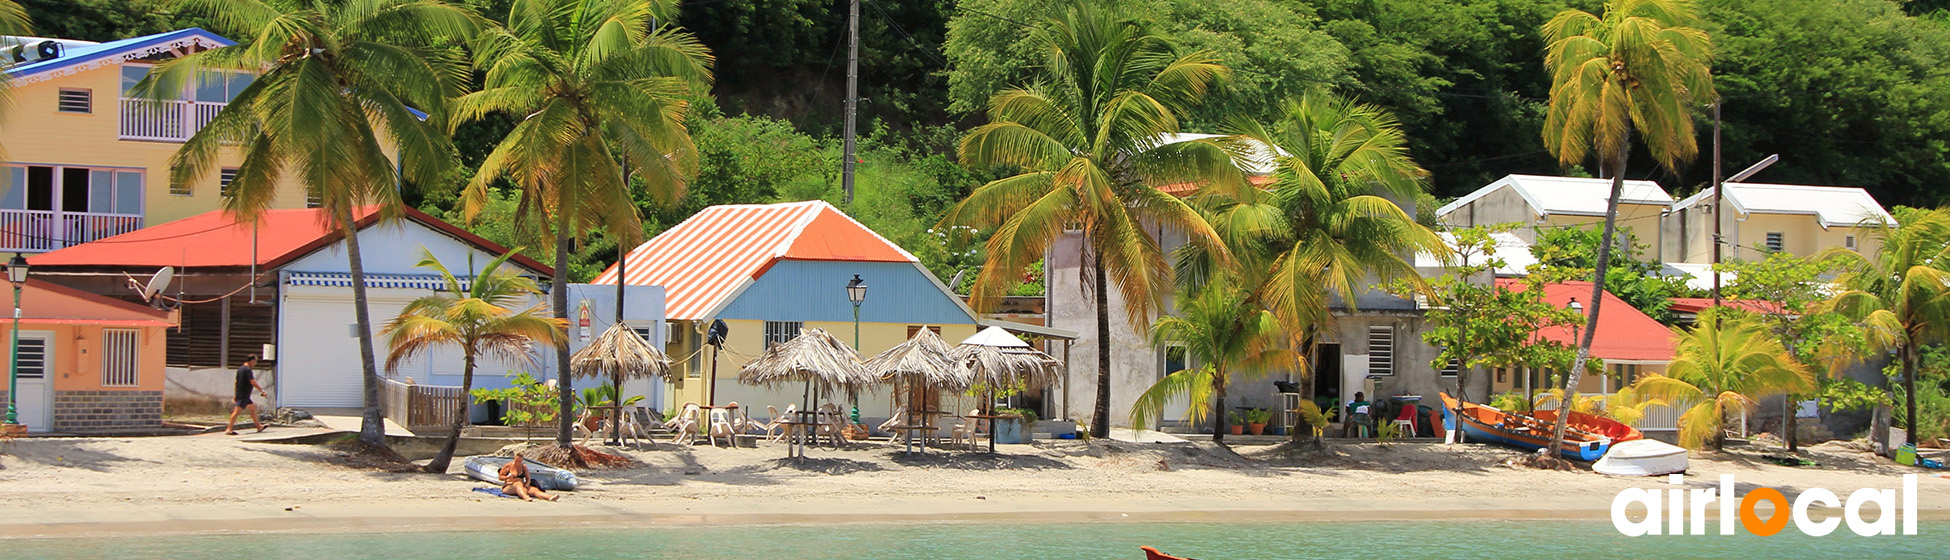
left=1741, top=488, right=1791, bottom=536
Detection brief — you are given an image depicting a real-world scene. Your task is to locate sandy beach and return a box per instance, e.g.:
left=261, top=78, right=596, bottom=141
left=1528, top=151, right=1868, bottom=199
left=0, top=432, right=1945, bottom=539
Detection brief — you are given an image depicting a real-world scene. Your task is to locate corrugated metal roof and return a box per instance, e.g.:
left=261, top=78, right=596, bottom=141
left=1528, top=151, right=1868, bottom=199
left=1671, top=183, right=1893, bottom=227
left=3, top=28, right=233, bottom=84
left=1438, top=174, right=1673, bottom=218
left=594, top=200, right=917, bottom=321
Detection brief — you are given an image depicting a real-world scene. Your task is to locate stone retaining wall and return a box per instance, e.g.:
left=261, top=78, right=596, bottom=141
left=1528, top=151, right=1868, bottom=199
left=53, top=390, right=163, bottom=432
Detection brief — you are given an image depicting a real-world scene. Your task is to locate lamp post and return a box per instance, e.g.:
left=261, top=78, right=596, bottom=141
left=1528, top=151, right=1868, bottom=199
left=1566, top=297, right=1584, bottom=397
left=5, top=253, right=28, bottom=426
left=846, top=275, right=867, bottom=350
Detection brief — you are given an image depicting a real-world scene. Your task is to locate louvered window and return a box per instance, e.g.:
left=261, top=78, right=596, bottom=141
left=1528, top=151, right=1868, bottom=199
left=1765, top=232, right=1784, bottom=253
left=15, top=338, right=46, bottom=378
left=1440, top=357, right=1460, bottom=378
left=57, top=88, right=92, bottom=113
left=1367, top=325, right=1395, bottom=376
left=102, top=329, right=140, bottom=387
left=219, top=168, right=238, bottom=197
left=764, top=321, right=802, bottom=348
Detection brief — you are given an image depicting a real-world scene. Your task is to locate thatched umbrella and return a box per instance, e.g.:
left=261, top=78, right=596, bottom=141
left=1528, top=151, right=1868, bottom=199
left=862, top=328, right=969, bottom=449
left=570, top=323, right=671, bottom=444
left=954, top=326, right=1064, bottom=452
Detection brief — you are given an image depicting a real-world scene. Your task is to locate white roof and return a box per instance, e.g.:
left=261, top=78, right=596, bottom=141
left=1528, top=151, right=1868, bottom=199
left=1154, top=132, right=1282, bottom=175
left=1437, top=174, right=1673, bottom=218
left=1659, top=262, right=1726, bottom=292
left=1416, top=232, right=1537, bottom=276
left=1672, top=183, right=1893, bottom=228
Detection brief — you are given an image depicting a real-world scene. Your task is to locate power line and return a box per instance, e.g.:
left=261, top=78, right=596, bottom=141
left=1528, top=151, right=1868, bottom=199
left=865, top=0, right=948, bottom=68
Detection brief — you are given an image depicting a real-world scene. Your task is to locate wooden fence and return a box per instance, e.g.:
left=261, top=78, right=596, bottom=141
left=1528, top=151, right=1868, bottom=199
left=381, top=378, right=467, bottom=432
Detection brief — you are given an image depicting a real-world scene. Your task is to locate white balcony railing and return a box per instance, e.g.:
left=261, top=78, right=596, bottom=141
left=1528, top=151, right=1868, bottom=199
left=119, top=98, right=226, bottom=142
left=0, top=209, right=143, bottom=252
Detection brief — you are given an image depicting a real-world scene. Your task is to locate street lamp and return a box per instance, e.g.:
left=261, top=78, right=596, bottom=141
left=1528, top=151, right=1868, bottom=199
left=846, top=275, right=867, bottom=350
left=5, top=252, right=28, bottom=426
left=1567, top=297, right=1584, bottom=342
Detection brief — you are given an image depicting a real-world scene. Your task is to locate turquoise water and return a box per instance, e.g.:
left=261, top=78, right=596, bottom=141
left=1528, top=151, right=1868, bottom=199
left=7, top=520, right=1943, bottom=559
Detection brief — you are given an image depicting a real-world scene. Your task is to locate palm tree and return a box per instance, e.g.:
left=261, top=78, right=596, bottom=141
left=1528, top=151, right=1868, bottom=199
left=382, top=249, right=565, bottom=473
left=938, top=0, right=1237, bottom=439
left=1130, top=282, right=1293, bottom=445
left=1537, top=0, right=1715, bottom=460
left=1629, top=310, right=1814, bottom=450
left=0, top=1, right=24, bottom=35
left=1825, top=207, right=1950, bottom=446
left=458, top=0, right=711, bottom=450
left=158, top=0, right=478, bottom=448
left=1185, top=93, right=1443, bottom=444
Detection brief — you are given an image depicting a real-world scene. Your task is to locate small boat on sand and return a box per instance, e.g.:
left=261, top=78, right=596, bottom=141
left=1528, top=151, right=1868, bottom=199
left=1593, top=439, right=1689, bottom=476
left=464, top=456, right=579, bottom=491
left=1439, top=393, right=1641, bottom=462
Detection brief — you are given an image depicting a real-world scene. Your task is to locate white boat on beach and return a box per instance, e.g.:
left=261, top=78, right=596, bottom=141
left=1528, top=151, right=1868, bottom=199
left=1592, top=439, right=1689, bottom=476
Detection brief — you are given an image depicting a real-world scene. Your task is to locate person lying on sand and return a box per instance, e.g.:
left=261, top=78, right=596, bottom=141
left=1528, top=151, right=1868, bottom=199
left=497, top=452, right=559, bottom=502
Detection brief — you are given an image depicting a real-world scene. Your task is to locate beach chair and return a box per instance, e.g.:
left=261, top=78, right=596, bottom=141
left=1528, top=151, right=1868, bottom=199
left=751, top=405, right=790, bottom=442
left=951, top=409, right=982, bottom=450
left=1391, top=405, right=1419, bottom=438
left=668, top=403, right=701, bottom=445
left=707, top=407, right=736, bottom=447
left=877, top=411, right=906, bottom=446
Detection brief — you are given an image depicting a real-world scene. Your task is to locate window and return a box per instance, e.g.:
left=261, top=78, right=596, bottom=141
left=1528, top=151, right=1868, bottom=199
left=219, top=168, right=238, bottom=198
left=57, top=88, right=92, bottom=113
left=1367, top=325, right=1395, bottom=376
left=1845, top=235, right=1857, bottom=251
left=906, top=325, right=942, bottom=339
left=763, top=321, right=802, bottom=348
left=1440, top=357, right=1460, bottom=378
left=1495, top=368, right=1508, bottom=384
left=14, top=338, right=45, bottom=378
left=1163, top=344, right=1188, bottom=375
left=102, top=329, right=140, bottom=387
left=632, top=327, right=655, bottom=344
left=1765, top=232, right=1784, bottom=253
left=1, top=165, right=142, bottom=214
left=305, top=185, right=323, bottom=208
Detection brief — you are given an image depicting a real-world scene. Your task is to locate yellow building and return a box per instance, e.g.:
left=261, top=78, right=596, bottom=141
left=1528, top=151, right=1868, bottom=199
left=1663, top=183, right=1891, bottom=265
left=1436, top=174, right=1674, bottom=246
left=596, top=201, right=1029, bottom=420
left=1, top=29, right=312, bottom=253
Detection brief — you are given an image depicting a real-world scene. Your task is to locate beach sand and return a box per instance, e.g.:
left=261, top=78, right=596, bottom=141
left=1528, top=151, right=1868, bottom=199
left=0, top=432, right=1944, bottom=538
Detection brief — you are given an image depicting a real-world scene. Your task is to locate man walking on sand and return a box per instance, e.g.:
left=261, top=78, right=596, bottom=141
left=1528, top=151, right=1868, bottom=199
left=227, top=355, right=269, bottom=435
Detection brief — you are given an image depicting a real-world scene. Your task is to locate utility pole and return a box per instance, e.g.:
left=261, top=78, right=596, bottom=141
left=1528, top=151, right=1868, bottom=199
left=842, top=0, right=860, bottom=206
left=1711, top=103, right=1723, bottom=307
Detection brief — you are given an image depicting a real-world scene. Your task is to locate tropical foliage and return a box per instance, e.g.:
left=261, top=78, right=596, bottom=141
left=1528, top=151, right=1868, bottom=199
left=1626, top=311, right=1814, bottom=450
left=1535, top=0, right=1715, bottom=461
left=155, top=0, right=478, bottom=448
left=456, top=0, right=712, bottom=449
left=1824, top=206, right=1950, bottom=444
left=937, top=0, right=1235, bottom=438
left=1719, top=251, right=1867, bottom=450
left=1420, top=226, right=1582, bottom=403
left=1130, top=282, right=1292, bottom=444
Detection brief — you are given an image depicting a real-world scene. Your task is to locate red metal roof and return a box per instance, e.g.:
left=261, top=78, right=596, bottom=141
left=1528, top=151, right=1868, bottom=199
left=18, top=279, right=175, bottom=327
left=1494, top=279, right=1676, bottom=362
left=592, top=201, right=915, bottom=321
left=28, top=206, right=550, bottom=274
left=1667, top=297, right=1786, bottom=316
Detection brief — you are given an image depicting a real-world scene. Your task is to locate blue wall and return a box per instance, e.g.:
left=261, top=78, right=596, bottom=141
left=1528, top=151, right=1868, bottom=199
left=715, top=260, right=975, bottom=325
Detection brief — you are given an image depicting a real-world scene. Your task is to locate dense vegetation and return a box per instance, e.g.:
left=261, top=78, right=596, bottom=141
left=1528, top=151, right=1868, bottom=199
left=28, top=0, right=1950, bottom=287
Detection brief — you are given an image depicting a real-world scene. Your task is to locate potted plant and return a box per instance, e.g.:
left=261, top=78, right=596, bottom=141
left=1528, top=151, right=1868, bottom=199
left=994, top=407, right=1038, bottom=444
left=1245, top=408, right=1271, bottom=435
left=1227, top=411, right=1244, bottom=435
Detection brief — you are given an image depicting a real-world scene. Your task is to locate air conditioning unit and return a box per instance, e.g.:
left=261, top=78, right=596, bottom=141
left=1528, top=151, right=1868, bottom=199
left=6, top=40, right=64, bottom=64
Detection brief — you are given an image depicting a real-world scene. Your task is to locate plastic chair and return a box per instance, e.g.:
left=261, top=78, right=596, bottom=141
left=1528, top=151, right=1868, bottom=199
left=951, top=408, right=982, bottom=449
left=668, top=403, right=701, bottom=445
left=751, top=405, right=789, bottom=442
left=708, top=407, right=735, bottom=447
left=877, top=411, right=906, bottom=446
left=1391, top=405, right=1419, bottom=437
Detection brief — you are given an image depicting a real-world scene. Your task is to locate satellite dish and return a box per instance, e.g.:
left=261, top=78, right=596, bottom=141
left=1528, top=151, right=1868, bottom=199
left=139, top=267, right=174, bottom=301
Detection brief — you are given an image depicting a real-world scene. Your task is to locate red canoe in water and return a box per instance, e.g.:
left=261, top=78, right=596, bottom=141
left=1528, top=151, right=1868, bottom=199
left=1142, top=546, right=1193, bottom=560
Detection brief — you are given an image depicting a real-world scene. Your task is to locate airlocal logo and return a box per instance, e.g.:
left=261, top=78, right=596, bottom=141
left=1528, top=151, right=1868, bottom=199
left=1612, top=474, right=1918, bottom=537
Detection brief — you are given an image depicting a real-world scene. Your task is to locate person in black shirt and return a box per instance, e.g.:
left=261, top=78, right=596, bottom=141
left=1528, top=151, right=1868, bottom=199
left=226, top=355, right=269, bottom=435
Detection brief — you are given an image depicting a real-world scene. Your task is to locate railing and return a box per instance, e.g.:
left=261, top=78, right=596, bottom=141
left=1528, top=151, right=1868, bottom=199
left=380, top=377, right=467, bottom=433
left=0, top=209, right=143, bottom=253
left=119, top=98, right=226, bottom=142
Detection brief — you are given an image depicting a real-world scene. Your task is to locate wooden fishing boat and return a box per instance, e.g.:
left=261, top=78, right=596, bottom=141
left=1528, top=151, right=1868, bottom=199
left=1141, top=546, right=1193, bottom=560
left=1438, top=393, right=1641, bottom=462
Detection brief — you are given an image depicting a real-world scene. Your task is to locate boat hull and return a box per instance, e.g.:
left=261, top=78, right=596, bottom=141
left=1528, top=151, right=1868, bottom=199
left=1439, top=393, right=1617, bottom=462
left=1593, top=439, right=1689, bottom=476
left=464, top=456, right=579, bottom=491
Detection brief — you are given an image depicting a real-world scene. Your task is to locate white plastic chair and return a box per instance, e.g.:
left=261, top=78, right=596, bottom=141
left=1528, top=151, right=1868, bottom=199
left=951, top=409, right=982, bottom=449
left=708, top=407, right=735, bottom=447
left=877, top=411, right=906, bottom=446
left=668, top=403, right=701, bottom=445
left=753, top=405, right=790, bottom=442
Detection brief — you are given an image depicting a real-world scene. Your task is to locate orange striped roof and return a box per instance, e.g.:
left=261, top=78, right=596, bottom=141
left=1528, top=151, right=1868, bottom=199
left=592, top=201, right=916, bottom=321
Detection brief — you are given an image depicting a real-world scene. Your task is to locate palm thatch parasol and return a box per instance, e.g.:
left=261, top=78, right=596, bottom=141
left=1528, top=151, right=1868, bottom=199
left=863, top=328, right=969, bottom=447
left=737, top=328, right=874, bottom=395
left=570, top=323, right=671, bottom=444
left=955, top=326, right=1064, bottom=392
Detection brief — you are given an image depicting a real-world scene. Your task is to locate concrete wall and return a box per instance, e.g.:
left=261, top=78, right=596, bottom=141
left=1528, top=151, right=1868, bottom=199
left=1436, top=185, right=1665, bottom=248
left=1663, top=204, right=1880, bottom=264
left=5, top=322, right=169, bottom=432
left=164, top=365, right=278, bottom=411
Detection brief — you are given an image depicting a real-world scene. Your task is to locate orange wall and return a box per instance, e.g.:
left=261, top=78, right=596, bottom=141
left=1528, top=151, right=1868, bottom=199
left=2, top=323, right=167, bottom=392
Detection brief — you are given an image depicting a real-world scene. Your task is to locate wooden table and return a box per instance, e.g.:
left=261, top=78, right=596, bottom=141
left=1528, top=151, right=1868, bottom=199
left=782, top=411, right=819, bottom=459
left=967, top=414, right=1006, bottom=453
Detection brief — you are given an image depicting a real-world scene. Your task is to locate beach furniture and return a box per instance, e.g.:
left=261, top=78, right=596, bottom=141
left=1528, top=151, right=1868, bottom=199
left=752, top=405, right=790, bottom=442
left=1390, top=405, right=1419, bottom=437
left=707, top=407, right=736, bottom=447
left=951, top=408, right=982, bottom=450
left=668, top=403, right=701, bottom=445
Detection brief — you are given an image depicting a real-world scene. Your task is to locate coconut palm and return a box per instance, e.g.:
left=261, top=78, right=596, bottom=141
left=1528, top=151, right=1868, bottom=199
left=1824, top=207, right=1950, bottom=444
left=382, top=249, right=565, bottom=473
left=1629, top=310, right=1814, bottom=450
left=1130, top=282, right=1293, bottom=445
left=939, top=0, right=1237, bottom=438
left=457, top=0, right=711, bottom=449
left=1536, top=0, right=1715, bottom=459
left=0, top=1, right=24, bottom=35
left=157, top=0, right=478, bottom=448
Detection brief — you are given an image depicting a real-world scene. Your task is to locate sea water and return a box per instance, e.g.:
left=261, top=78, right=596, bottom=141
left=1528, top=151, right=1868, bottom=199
left=6, top=520, right=1944, bottom=559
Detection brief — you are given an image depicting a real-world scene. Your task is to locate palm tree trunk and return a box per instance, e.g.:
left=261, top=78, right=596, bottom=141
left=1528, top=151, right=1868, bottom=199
left=1544, top=143, right=1627, bottom=461
left=1904, top=342, right=1919, bottom=440
left=426, top=349, right=477, bottom=473
left=342, top=208, right=387, bottom=449
left=1091, top=251, right=1112, bottom=439
left=1212, top=367, right=1228, bottom=445
left=1782, top=336, right=1801, bottom=452
left=1291, top=332, right=1322, bottom=446
left=553, top=231, right=576, bottom=450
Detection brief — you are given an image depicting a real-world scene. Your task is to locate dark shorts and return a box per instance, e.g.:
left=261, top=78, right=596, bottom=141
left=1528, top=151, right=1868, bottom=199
left=235, top=395, right=255, bottom=409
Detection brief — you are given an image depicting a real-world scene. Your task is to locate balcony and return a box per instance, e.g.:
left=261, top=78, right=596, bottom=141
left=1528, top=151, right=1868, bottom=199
left=119, top=98, right=225, bottom=143
left=0, top=210, right=143, bottom=252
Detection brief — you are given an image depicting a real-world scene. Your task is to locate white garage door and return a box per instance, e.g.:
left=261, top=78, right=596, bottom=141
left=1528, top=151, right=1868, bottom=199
left=278, top=294, right=414, bottom=408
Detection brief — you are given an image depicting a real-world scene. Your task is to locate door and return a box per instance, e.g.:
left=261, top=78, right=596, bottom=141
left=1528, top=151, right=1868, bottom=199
left=1159, top=344, right=1193, bottom=428
left=12, top=332, right=52, bottom=432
